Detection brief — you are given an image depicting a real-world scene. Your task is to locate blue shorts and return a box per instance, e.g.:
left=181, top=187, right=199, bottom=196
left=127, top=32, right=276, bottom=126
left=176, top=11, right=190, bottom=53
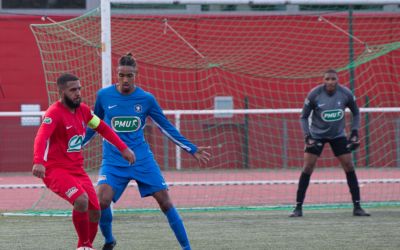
left=97, top=156, right=168, bottom=202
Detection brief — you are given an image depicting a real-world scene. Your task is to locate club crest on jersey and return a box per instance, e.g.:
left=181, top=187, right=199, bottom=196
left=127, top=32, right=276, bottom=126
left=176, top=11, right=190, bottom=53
left=321, top=109, right=344, bottom=122
left=134, top=104, right=142, bottom=113
left=111, top=116, right=141, bottom=132
left=67, top=135, right=84, bottom=152
left=42, top=117, right=52, bottom=124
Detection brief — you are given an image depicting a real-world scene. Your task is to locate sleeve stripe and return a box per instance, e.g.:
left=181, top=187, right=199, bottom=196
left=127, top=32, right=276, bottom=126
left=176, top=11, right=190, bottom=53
left=44, top=139, right=50, bottom=162
left=151, top=118, right=192, bottom=152
left=88, top=115, right=101, bottom=129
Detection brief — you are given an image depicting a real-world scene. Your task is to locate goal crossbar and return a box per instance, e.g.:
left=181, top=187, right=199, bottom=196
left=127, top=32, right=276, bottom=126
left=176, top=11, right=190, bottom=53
left=1, top=107, right=398, bottom=117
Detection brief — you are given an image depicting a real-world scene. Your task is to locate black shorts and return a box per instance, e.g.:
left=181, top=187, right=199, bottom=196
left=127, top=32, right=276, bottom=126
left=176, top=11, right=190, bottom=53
left=304, top=137, right=350, bottom=157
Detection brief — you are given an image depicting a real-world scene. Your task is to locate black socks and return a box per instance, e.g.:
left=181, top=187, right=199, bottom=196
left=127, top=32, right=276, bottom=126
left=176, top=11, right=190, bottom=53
left=346, top=170, right=361, bottom=208
left=296, top=172, right=311, bottom=207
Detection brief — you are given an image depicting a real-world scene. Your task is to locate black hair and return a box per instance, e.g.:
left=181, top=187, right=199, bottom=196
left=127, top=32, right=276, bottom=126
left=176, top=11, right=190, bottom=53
left=57, top=73, right=79, bottom=89
left=324, top=69, right=337, bottom=75
left=118, top=52, right=137, bottom=67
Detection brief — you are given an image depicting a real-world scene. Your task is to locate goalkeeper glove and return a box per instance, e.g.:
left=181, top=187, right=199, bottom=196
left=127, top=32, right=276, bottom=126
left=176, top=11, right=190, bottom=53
left=347, top=130, right=360, bottom=151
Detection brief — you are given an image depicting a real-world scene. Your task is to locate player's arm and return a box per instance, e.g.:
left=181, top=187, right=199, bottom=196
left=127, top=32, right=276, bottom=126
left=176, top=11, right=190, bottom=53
left=347, top=93, right=360, bottom=133
left=32, top=113, right=57, bottom=178
left=148, top=96, right=210, bottom=165
left=300, top=93, right=316, bottom=147
left=87, top=113, right=135, bottom=164
left=82, top=93, right=104, bottom=147
left=346, top=92, right=361, bottom=151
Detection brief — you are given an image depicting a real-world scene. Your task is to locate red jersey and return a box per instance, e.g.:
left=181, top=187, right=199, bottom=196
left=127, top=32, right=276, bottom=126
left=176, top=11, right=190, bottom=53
left=33, top=101, right=125, bottom=171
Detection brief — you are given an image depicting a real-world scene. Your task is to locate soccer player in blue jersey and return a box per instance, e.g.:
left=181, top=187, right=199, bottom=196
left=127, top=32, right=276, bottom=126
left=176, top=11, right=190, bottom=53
left=83, top=53, right=211, bottom=250
left=289, top=69, right=370, bottom=217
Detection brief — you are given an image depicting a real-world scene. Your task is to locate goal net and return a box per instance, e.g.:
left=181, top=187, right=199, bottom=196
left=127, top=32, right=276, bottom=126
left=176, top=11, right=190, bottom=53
left=21, top=2, right=400, bottom=213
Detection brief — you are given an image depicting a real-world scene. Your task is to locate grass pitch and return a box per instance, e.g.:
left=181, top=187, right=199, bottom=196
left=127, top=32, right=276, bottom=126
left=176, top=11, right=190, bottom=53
left=1, top=207, right=399, bottom=250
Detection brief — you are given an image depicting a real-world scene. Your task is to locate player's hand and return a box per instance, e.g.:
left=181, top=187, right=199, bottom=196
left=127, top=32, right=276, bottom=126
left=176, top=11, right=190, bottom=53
left=122, top=148, right=136, bottom=165
left=347, top=130, right=360, bottom=151
left=193, top=146, right=211, bottom=166
left=32, top=164, right=46, bottom=179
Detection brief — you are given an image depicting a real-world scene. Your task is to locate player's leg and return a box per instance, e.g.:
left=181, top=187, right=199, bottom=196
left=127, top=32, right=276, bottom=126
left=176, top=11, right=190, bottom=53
left=88, top=210, right=100, bottom=244
left=153, top=190, right=191, bottom=250
left=97, top=166, right=130, bottom=250
left=73, top=193, right=92, bottom=248
left=290, top=141, right=323, bottom=217
left=80, top=173, right=101, bottom=245
left=332, top=138, right=370, bottom=216
left=43, top=168, right=93, bottom=248
left=134, top=157, right=191, bottom=250
left=97, top=183, right=116, bottom=249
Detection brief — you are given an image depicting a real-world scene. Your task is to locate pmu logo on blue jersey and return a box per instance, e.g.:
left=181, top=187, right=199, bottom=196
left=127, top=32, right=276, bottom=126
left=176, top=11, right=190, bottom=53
left=321, top=109, right=344, bottom=122
left=111, top=116, right=141, bottom=132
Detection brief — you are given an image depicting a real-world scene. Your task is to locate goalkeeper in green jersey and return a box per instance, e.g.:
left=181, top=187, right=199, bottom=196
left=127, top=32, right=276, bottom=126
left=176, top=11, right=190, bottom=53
left=290, top=69, right=370, bottom=217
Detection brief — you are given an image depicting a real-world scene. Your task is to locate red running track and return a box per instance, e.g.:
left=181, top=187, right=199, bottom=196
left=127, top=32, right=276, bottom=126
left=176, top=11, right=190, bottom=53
left=1, top=168, right=399, bottom=212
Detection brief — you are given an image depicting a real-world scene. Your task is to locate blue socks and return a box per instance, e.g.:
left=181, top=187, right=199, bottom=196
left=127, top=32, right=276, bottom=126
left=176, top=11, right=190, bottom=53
left=100, top=206, right=115, bottom=244
left=165, top=207, right=191, bottom=250
left=100, top=206, right=189, bottom=249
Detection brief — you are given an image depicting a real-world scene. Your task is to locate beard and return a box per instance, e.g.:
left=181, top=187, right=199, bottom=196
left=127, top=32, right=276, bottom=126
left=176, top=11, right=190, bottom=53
left=118, top=82, right=135, bottom=94
left=64, top=95, right=81, bottom=109
left=121, top=86, right=132, bottom=94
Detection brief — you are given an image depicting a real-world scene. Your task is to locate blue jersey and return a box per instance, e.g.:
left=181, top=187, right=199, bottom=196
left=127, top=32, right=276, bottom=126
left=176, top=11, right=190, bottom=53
left=83, top=85, right=197, bottom=167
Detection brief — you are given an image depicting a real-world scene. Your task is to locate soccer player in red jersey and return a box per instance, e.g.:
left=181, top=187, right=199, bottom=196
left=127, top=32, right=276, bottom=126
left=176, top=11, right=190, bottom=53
left=32, top=73, right=135, bottom=250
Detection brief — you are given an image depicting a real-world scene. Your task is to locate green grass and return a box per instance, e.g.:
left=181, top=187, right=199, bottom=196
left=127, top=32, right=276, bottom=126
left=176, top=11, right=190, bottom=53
left=1, top=207, right=399, bottom=250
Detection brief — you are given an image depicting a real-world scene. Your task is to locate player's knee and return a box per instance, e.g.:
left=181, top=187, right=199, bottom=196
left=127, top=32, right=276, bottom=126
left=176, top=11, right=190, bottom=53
left=342, top=162, right=355, bottom=172
left=99, top=200, right=112, bottom=210
left=89, top=209, right=100, bottom=222
left=98, top=195, right=113, bottom=210
left=160, top=201, right=173, bottom=212
left=74, top=193, right=89, bottom=212
left=97, top=186, right=114, bottom=209
left=154, top=192, right=173, bottom=212
left=303, top=164, right=315, bottom=175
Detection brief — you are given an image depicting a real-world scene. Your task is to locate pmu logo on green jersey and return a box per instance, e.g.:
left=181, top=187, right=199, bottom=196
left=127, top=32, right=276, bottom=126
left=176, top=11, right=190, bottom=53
left=67, top=135, right=84, bottom=152
left=321, top=109, right=344, bottom=122
left=111, top=116, right=141, bottom=132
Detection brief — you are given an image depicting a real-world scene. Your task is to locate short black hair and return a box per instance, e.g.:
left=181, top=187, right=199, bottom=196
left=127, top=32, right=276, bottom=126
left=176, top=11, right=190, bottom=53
left=118, top=52, right=137, bottom=67
left=57, top=73, right=79, bottom=89
left=324, top=69, right=337, bottom=75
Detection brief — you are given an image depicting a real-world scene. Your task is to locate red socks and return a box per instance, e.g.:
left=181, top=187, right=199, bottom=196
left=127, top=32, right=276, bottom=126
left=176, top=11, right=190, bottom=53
left=72, top=209, right=91, bottom=248
left=89, top=220, right=99, bottom=244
